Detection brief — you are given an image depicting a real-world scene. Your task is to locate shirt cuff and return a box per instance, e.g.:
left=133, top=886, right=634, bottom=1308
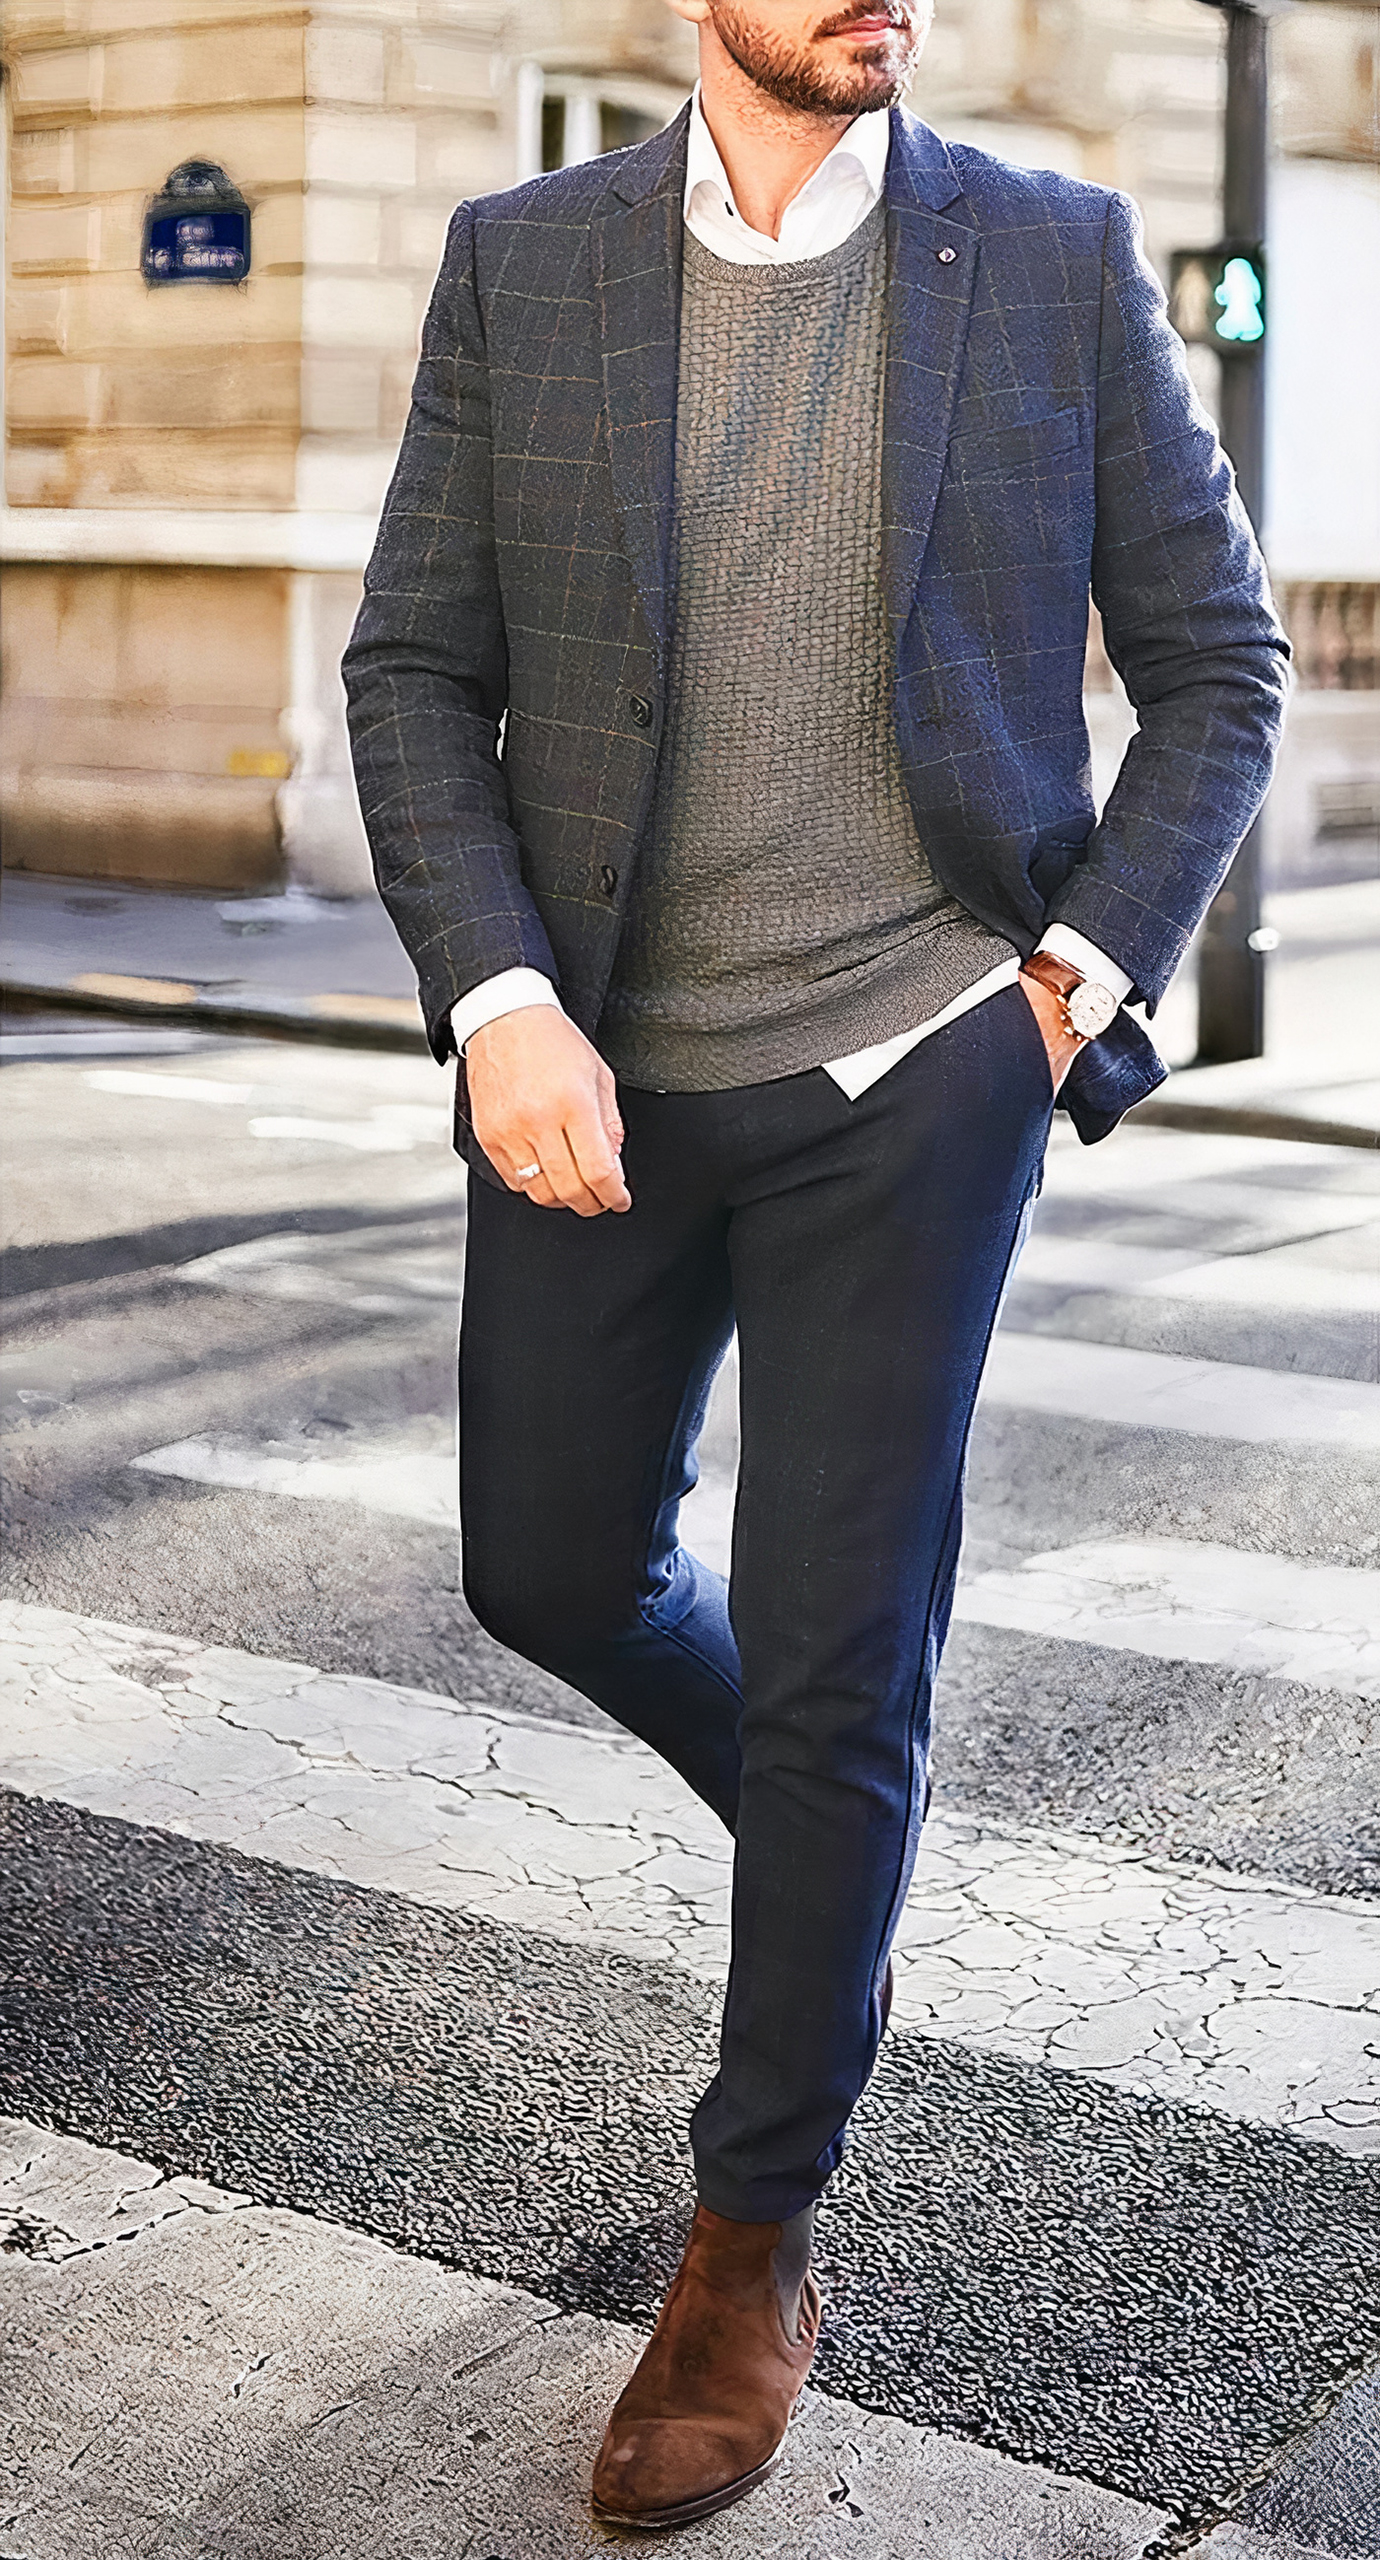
left=1036, top=926, right=1134, bottom=1008
left=450, top=968, right=563, bottom=1055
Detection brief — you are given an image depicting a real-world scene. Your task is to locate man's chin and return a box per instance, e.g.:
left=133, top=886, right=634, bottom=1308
left=813, top=67, right=909, bottom=114
left=807, top=39, right=914, bottom=112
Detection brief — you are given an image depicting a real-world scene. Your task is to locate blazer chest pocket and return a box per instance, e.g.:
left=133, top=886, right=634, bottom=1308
left=944, top=408, right=1083, bottom=482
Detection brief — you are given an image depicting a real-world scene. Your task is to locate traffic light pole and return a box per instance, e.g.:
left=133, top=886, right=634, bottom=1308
left=1195, top=0, right=1269, bottom=1063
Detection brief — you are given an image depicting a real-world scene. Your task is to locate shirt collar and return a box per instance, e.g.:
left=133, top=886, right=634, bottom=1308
left=684, top=83, right=891, bottom=227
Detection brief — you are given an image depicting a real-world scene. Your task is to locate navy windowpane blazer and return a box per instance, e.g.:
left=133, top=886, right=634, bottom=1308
left=343, top=105, right=1289, bottom=1150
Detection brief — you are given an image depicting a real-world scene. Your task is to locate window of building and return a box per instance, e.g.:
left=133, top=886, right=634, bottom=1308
left=515, top=67, right=686, bottom=183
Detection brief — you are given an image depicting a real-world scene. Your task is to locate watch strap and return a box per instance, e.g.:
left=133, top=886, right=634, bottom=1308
left=1020, top=951, right=1083, bottom=1006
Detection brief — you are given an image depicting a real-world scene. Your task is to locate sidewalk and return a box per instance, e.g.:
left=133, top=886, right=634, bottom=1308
left=2, top=868, right=1376, bottom=1145
left=0, top=871, right=426, bottom=1050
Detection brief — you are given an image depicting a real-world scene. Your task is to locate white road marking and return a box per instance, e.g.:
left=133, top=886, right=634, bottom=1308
left=247, top=1114, right=424, bottom=1151
left=3, top=1602, right=1376, bottom=2156
left=0, top=2115, right=1168, bottom=2559
left=130, top=1436, right=457, bottom=1524
left=83, top=1069, right=449, bottom=1151
left=85, top=1067, right=254, bottom=1105
left=983, top=1332, right=1380, bottom=1448
left=1042, top=1121, right=1380, bottom=1197
left=251, top=1102, right=451, bottom=1150
left=679, top=1473, right=736, bottom=1575
left=1018, top=1231, right=1380, bottom=1314
left=126, top=1428, right=736, bottom=1570
left=955, top=1538, right=1380, bottom=1698
left=1152, top=1256, right=1379, bottom=1314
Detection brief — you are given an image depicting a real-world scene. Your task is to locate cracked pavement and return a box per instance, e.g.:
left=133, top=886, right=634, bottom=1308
left=3, top=1600, right=1377, bottom=2155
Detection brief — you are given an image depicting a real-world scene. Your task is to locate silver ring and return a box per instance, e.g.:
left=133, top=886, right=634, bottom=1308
left=514, top=1162, right=541, bottom=1183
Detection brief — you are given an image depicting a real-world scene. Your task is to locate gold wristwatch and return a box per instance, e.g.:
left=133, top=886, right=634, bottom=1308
left=1019, top=950, right=1119, bottom=1041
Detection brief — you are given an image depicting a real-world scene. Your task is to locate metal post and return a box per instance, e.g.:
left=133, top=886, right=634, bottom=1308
left=1195, top=1, right=1269, bottom=1064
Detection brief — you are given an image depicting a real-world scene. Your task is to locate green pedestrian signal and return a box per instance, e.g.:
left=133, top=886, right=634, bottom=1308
left=1215, top=256, right=1264, bottom=343
left=1169, top=243, right=1266, bottom=352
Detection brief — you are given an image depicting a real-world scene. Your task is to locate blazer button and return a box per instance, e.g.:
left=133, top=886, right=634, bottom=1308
left=629, top=694, right=653, bottom=728
left=599, top=864, right=619, bottom=897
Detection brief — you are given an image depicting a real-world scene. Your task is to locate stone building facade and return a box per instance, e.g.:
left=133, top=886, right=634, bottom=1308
left=1, top=0, right=1376, bottom=893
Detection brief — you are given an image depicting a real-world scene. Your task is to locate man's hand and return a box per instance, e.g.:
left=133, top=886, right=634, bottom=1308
left=464, top=1009, right=631, bottom=1215
left=1017, top=971, right=1086, bottom=1096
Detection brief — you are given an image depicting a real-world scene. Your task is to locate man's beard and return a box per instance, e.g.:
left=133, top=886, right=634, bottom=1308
left=709, top=2, right=923, bottom=117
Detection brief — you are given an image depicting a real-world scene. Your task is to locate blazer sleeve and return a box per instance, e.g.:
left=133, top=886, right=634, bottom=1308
left=1047, top=190, right=1291, bottom=1009
left=342, top=201, right=559, bottom=1062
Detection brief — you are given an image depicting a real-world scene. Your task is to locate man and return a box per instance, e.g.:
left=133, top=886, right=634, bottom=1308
left=344, top=0, right=1287, bottom=2529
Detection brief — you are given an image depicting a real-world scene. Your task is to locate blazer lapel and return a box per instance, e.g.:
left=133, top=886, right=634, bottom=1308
left=591, top=109, right=689, bottom=666
left=882, top=112, right=978, bottom=650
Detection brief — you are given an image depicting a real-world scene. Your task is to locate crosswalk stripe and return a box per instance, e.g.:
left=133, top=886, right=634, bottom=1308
left=127, top=1428, right=739, bottom=1569
left=130, top=1435, right=457, bottom=1523
left=982, top=1331, right=1380, bottom=1447
left=126, top=1427, right=1380, bottom=1686
left=245, top=1113, right=431, bottom=1151
left=954, top=1536, right=1380, bottom=1698
left=1018, top=1230, right=1380, bottom=1313
left=84, top=1068, right=255, bottom=1105
left=83, top=1068, right=451, bottom=1152
left=4, top=1601, right=1376, bottom=2157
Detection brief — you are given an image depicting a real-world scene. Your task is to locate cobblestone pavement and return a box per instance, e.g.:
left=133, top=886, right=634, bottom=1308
left=2, top=1028, right=1378, bottom=2555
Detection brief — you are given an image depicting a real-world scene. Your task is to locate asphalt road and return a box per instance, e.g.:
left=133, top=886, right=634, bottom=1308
left=2, top=1011, right=1378, bottom=2556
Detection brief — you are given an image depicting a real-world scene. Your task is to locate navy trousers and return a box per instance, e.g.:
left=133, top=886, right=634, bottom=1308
left=459, top=984, right=1052, bottom=2221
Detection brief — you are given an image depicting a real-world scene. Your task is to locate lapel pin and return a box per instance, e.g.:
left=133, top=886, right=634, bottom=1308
left=936, top=246, right=957, bottom=264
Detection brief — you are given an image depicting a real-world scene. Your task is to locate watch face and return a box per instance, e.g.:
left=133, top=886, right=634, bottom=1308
left=1068, top=980, right=1118, bottom=1039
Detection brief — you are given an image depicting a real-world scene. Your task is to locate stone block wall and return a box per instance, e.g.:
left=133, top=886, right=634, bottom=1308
left=5, top=0, right=306, bottom=511
left=1, top=561, right=290, bottom=884
left=1, top=0, right=308, bottom=883
left=297, top=2, right=517, bottom=519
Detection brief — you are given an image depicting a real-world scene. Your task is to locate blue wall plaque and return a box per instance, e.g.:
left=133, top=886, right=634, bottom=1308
left=142, top=161, right=251, bottom=286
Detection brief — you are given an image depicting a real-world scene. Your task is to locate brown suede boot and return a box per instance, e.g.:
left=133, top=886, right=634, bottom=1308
left=590, top=2201, right=821, bottom=2531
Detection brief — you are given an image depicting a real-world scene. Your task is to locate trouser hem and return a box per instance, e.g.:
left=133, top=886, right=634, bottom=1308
left=693, top=2166, right=829, bottom=2226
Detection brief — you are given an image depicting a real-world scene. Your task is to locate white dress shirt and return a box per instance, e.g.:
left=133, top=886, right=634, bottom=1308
left=450, top=90, right=1131, bottom=1078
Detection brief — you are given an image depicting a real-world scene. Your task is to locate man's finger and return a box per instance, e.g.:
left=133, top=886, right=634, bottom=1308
left=538, top=1124, right=615, bottom=1218
left=567, top=1101, right=632, bottom=1211
left=489, top=1141, right=548, bottom=1197
left=489, top=1126, right=605, bottom=1215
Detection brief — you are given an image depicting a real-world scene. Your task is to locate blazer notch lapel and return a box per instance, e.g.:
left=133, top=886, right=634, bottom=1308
left=882, top=190, right=978, bottom=649
left=591, top=178, right=684, bottom=663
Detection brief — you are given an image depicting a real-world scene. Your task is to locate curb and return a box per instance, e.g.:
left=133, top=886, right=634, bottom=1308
left=0, top=972, right=429, bottom=1056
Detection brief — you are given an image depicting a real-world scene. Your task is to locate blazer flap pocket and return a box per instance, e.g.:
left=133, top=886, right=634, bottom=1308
left=946, top=409, right=1083, bottom=478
